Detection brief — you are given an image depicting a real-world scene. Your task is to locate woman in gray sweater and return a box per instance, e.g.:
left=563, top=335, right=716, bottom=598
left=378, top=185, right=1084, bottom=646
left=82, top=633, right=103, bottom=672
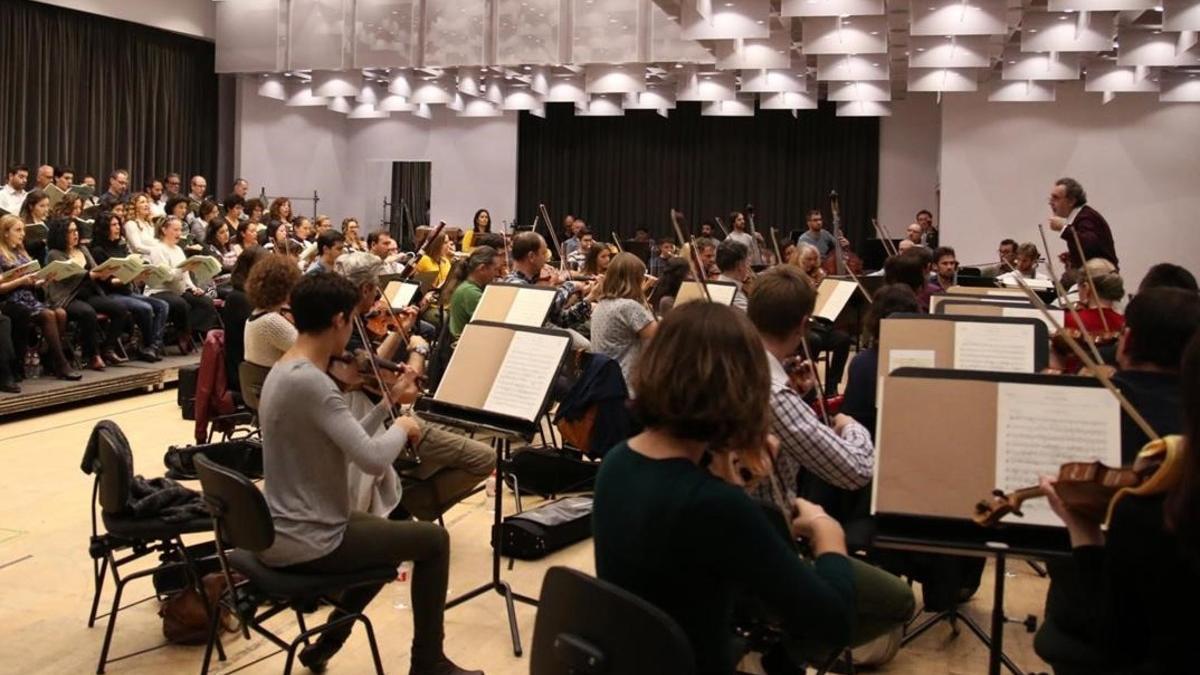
left=256, top=271, right=481, bottom=675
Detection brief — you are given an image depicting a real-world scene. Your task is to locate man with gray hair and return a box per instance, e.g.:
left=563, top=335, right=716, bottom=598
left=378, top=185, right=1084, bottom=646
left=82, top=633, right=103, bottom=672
left=335, top=252, right=498, bottom=521
left=1047, top=177, right=1118, bottom=270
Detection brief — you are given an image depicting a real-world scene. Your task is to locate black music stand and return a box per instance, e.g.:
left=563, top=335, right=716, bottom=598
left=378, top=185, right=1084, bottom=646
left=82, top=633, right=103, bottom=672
left=874, top=515, right=1069, bottom=675
left=411, top=323, right=571, bottom=657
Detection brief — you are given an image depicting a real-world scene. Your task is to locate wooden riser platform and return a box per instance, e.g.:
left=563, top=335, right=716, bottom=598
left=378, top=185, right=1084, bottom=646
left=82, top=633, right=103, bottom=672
left=0, top=354, right=199, bottom=418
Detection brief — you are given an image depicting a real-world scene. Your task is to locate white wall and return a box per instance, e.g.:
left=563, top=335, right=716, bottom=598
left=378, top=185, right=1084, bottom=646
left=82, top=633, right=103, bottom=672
left=235, top=77, right=519, bottom=233
left=939, top=82, right=1200, bottom=288
left=878, top=95, right=942, bottom=238
left=32, top=0, right=215, bottom=40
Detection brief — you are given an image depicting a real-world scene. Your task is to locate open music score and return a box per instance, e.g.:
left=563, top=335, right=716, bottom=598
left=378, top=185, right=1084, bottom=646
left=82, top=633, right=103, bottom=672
left=470, top=282, right=557, bottom=327
left=953, top=322, right=1035, bottom=373
left=936, top=299, right=1064, bottom=335
left=994, top=383, right=1120, bottom=526
left=873, top=370, right=1121, bottom=528
left=814, top=278, right=858, bottom=322
left=383, top=280, right=421, bottom=310
left=431, top=322, right=570, bottom=424
left=675, top=280, right=737, bottom=306
left=929, top=293, right=1028, bottom=314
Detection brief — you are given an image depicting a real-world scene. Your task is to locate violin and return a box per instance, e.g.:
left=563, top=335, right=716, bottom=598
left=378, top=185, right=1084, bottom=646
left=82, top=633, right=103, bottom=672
left=974, top=435, right=1184, bottom=528
left=820, top=191, right=865, bottom=277
left=328, top=350, right=405, bottom=395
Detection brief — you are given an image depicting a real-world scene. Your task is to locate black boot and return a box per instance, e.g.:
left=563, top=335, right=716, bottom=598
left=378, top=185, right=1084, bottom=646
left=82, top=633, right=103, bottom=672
left=409, top=656, right=484, bottom=675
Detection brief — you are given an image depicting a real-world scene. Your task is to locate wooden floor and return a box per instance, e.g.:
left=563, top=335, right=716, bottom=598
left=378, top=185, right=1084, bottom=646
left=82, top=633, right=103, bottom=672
left=0, top=389, right=1054, bottom=675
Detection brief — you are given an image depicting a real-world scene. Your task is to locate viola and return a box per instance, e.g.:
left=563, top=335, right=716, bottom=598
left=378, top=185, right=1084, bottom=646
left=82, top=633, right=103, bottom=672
left=974, top=436, right=1183, bottom=528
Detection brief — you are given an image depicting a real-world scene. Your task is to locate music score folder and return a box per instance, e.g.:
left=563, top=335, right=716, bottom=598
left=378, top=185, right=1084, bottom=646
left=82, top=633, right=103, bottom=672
left=873, top=369, right=1120, bottom=529
left=814, top=277, right=859, bottom=321
left=877, top=314, right=1049, bottom=384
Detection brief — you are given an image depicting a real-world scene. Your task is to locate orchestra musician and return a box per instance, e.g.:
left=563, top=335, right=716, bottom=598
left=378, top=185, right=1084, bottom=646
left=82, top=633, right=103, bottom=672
left=724, top=211, right=757, bottom=257
left=588, top=252, right=658, bottom=395
left=929, top=246, right=958, bottom=294
left=254, top=272, right=483, bottom=675
left=1034, top=331, right=1200, bottom=675
left=714, top=239, right=752, bottom=311
left=592, top=301, right=857, bottom=675
left=791, top=244, right=852, bottom=396
left=797, top=209, right=850, bottom=259
left=1047, top=177, right=1119, bottom=272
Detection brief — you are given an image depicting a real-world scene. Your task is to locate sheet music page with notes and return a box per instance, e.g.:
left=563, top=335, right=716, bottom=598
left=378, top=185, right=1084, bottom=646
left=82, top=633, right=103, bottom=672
left=504, top=289, right=555, bottom=327
left=482, top=331, right=567, bottom=421
left=385, top=281, right=420, bottom=310
left=994, top=383, right=1121, bottom=526
left=953, top=322, right=1034, bottom=373
left=706, top=283, right=737, bottom=305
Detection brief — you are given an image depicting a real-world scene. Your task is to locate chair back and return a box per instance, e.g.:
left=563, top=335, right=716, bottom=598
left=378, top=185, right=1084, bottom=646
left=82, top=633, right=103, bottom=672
left=238, top=361, right=271, bottom=412
left=94, top=422, right=134, bottom=516
left=531, top=566, right=695, bottom=675
left=194, top=454, right=275, bottom=552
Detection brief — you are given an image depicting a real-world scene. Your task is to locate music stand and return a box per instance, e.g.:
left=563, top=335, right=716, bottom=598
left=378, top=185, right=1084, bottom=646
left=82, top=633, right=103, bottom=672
left=873, top=368, right=1120, bottom=675
left=621, top=240, right=651, bottom=264
left=411, top=321, right=572, bottom=657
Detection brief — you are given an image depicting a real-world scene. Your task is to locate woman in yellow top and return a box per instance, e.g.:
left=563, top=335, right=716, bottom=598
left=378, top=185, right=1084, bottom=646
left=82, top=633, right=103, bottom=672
left=460, top=209, right=491, bottom=252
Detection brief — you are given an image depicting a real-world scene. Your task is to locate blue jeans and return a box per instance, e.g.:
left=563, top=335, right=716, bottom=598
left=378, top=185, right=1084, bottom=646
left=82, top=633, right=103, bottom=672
left=111, top=294, right=168, bottom=348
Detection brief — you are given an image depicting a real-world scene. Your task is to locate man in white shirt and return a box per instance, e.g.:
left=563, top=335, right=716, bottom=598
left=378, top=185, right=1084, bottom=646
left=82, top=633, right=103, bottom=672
left=715, top=238, right=752, bottom=311
left=53, top=167, right=74, bottom=192
left=146, top=179, right=166, bottom=218
left=0, top=164, right=29, bottom=214
left=997, top=242, right=1053, bottom=288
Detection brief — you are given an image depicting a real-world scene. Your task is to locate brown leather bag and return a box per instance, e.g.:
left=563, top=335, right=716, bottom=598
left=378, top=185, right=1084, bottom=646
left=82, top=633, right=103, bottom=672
left=160, top=572, right=242, bottom=645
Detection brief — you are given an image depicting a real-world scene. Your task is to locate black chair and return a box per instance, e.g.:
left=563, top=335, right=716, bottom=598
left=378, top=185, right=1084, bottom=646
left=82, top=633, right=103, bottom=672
left=193, top=455, right=392, bottom=675
left=80, top=420, right=219, bottom=674
left=530, top=566, right=696, bottom=675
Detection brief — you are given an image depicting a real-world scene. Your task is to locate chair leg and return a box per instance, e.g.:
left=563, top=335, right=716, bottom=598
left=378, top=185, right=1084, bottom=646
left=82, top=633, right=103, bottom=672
left=356, top=614, right=386, bottom=675
left=200, top=589, right=226, bottom=675
left=95, top=569, right=130, bottom=674
left=295, top=610, right=311, bottom=647
left=87, top=554, right=110, bottom=628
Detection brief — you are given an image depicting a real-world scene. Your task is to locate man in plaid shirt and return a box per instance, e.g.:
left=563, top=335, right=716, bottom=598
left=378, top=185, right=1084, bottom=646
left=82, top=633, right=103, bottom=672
left=746, top=266, right=874, bottom=514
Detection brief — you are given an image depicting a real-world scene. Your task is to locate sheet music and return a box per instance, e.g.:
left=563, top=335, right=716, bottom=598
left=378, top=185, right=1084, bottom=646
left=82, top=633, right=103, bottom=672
left=1001, top=306, right=1062, bottom=334
left=706, top=283, right=737, bottom=305
left=815, top=279, right=857, bottom=321
left=878, top=349, right=936, bottom=406
left=994, top=383, right=1121, bottom=526
left=482, top=331, right=568, bottom=421
left=953, top=322, right=1034, bottom=373
left=504, top=288, right=555, bottom=327
left=385, top=281, right=420, bottom=310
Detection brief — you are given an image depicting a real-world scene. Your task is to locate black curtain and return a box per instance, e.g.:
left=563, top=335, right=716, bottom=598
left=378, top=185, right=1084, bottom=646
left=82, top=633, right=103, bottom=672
left=0, top=0, right=218, bottom=189
left=390, top=161, right=432, bottom=244
left=517, top=102, right=879, bottom=246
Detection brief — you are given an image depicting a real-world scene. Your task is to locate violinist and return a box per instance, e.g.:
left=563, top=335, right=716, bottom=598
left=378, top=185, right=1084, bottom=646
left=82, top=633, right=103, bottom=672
left=243, top=254, right=301, bottom=368
left=255, top=272, right=482, bottom=675
left=883, top=249, right=931, bottom=312
left=694, top=236, right=720, bottom=280
left=792, top=244, right=851, bottom=396
left=1033, top=332, right=1200, bottom=675
left=841, top=284, right=921, bottom=438
left=797, top=209, right=849, bottom=259
left=503, top=232, right=595, bottom=332
left=914, top=209, right=937, bottom=248
left=580, top=240, right=612, bottom=278
left=996, top=242, right=1052, bottom=287
left=305, top=229, right=345, bottom=276
left=1063, top=258, right=1125, bottom=335
left=714, top=238, right=751, bottom=311
left=1111, top=287, right=1200, bottom=462
left=592, top=301, right=856, bottom=675
left=565, top=229, right=593, bottom=271
left=445, top=246, right=503, bottom=340
left=1138, top=262, right=1197, bottom=293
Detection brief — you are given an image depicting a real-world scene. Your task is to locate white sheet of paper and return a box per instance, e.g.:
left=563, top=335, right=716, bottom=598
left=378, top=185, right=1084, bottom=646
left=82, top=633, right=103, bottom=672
left=385, top=281, right=420, bottom=310
left=482, top=331, right=568, bottom=421
left=953, top=322, right=1035, bottom=373
left=815, top=279, right=857, bottom=321
left=504, top=289, right=556, bottom=327
left=994, top=382, right=1121, bottom=526
left=878, top=349, right=937, bottom=406
left=706, top=283, right=738, bottom=306
left=1001, top=306, right=1062, bottom=334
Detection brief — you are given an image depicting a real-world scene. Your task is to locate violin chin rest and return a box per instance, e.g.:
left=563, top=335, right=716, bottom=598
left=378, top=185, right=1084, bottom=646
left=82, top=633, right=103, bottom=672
left=992, top=488, right=1006, bottom=497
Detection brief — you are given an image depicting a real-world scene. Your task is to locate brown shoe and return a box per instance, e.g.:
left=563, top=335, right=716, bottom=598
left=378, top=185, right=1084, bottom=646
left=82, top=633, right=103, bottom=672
left=102, top=349, right=127, bottom=365
left=88, top=355, right=106, bottom=371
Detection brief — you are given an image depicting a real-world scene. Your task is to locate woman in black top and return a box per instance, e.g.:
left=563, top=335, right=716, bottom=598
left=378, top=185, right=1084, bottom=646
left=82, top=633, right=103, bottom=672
left=89, top=212, right=166, bottom=361
left=1038, top=332, right=1200, bottom=674
left=593, top=301, right=856, bottom=675
left=221, top=247, right=267, bottom=393
left=45, top=219, right=131, bottom=370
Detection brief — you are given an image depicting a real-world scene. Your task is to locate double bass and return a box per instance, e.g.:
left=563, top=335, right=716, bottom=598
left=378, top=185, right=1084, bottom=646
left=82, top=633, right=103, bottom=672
left=820, top=191, right=865, bottom=276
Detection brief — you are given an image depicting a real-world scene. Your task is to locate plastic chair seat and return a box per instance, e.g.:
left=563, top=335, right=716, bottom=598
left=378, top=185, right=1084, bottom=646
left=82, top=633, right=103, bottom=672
left=228, top=550, right=396, bottom=601
left=101, top=512, right=212, bottom=542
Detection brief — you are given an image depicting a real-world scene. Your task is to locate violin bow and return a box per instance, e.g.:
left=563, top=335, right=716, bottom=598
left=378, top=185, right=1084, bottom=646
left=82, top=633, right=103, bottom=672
left=1004, top=270, right=1160, bottom=443
left=1037, top=223, right=1065, bottom=304
left=841, top=254, right=874, bottom=304
left=611, top=232, right=624, bottom=254
left=352, top=314, right=399, bottom=426
left=537, top=203, right=565, bottom=272
left=872, top=218, right=898, bottom=256
left=769, top=227, right=784, bottom=267
left=1011, top=249, right=1104, bottom=365
left=713, top=216, right=730, bottom=237
left=1068, top=225, right=1112, bottom=334
left=671, top=209, right=711, bottom=303
left=799, top=337, right=833, bottom=427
